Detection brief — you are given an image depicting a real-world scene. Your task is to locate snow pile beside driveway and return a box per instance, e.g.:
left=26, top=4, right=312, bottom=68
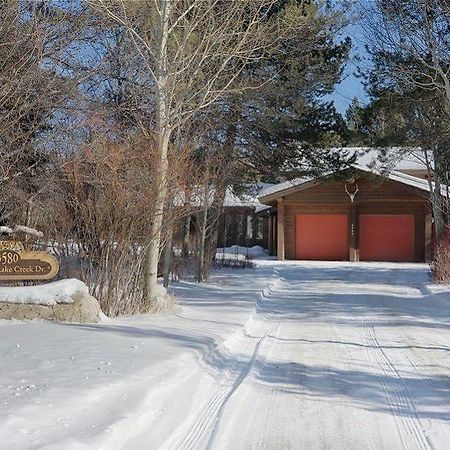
left=216, top=245, right=268, bottom=260
left=0, top=279, right=102, bottom=323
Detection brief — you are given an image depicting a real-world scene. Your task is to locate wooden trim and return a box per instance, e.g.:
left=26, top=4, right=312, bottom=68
left=284, top=199, right=426, bottom=205
left=277, top=198, right=285, bottom=260
left=349, top=204, right=359, bottom=261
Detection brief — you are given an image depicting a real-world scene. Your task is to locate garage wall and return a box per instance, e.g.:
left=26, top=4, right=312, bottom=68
left=282, top=174, right=429, bottom=262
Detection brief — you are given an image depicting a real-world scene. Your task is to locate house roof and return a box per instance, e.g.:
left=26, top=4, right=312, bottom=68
left=258, top=164, right=441, bottom=204
left=346, top=147, right=430, bottom=172
left=223, top=183, right=274, bottom=208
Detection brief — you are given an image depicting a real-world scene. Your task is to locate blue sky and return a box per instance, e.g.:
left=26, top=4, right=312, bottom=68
left=328, top=14, right=370, bottom=116
left=331, top=63, right=367, bottom=115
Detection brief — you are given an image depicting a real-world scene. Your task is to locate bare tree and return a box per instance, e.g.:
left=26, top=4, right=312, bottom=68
left=0, top=2, right=81, bottom=227
left=86, top=0, right=307, bottom=306
left=362, top=0, right=450, bottom=237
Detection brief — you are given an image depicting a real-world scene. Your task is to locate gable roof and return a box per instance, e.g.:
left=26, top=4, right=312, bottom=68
left=348, top=147, right=430, bottom=172
left=223, top=183, right=274, bottom=208
left=258, top=164, right=440, bottom=204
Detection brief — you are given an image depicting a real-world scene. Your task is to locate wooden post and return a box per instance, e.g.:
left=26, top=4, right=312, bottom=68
left=277, top=198, right=285, bottom=260
left=425, top=206, right=433, bottom=262
left=273, top=214, right=277, bottom=256
left=268, top=214, right=273, bottom=255
left=349, top=205, right=359, bottom=262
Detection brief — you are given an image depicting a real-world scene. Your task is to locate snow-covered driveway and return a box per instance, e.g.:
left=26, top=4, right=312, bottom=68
left=1, top=261, right=450, bottom=449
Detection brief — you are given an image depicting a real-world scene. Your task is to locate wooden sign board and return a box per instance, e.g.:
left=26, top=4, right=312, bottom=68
left=0, top=242, right=59, bottom=281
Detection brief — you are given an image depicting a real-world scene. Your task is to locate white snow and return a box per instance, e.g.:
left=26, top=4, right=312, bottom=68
left=0, top=225, right=43, bottom=237
left=216, top=245, right=267, bottom=260
left=0, top=279, right=89, bottom=305
left=216, top=245, right=267, bottom=261
left=0, top=261, right=449, bottom=449
left=223, top=184, right=274, bottom=207
left=13, top=225, right=44, bottom=238
left=174, top=183, right=273, bottom=209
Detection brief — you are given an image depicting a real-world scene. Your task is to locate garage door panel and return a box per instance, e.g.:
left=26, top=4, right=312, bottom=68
left=296, top=214, right=348, bottom=260
left=359, top=215, right=414, bottom=262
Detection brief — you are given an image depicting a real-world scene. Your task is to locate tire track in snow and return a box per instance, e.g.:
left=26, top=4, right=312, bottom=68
left=236, top=318, right=290, bottom=450
left=392, top=334, right=450, bottom=437
left=363, top=320, right=433, bottom=450
left=167, top=272, right=286, bottom=450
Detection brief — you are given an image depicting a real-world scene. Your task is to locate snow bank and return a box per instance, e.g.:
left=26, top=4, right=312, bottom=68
left=151, top=285, right=178, bottom=314
left=0, top=224, right=43, bottom=237
left=216, top=245, right=267, bottom=259
left=0, top=279, right=88, bottom=306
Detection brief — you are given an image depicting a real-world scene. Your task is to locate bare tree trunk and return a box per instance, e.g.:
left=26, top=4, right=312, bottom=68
left=446, top=166, right=450, bottom=225
left=143, top=130, right=170, bottom=305
left=143, top=0, right=172, bottom=306
left=433, top=179, right=445, bottom=239
left=197, top=208, right=208, bottom=282
left=432, top=145, right=445, bottom=239
left=163, top=222, right=174, bottom=288
left=181, top=215, right=190, bottom=258
left=424, top=146, right=445, bottom=240
left=223, top=213, right=229, bottom=250
left=204, top=210, right=221, bottom=274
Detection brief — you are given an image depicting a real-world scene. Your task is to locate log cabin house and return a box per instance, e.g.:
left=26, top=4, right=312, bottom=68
left=258, top=164, right=438, bottom=263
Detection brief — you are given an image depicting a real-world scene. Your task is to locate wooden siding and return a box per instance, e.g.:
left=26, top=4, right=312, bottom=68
left=282, top=173, right=430, bottom=262
left=285, top=177, right=429, bottom=204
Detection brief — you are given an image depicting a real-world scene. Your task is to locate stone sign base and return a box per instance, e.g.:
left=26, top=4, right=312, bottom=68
left=0, top=290, right=103, bottom=323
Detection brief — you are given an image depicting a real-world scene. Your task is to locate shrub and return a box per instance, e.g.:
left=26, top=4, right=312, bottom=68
left=432, top=229, right=450, bottom=284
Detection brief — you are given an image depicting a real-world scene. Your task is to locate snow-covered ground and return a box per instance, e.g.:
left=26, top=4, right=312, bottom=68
left=1, top=260, right=450, bottom=449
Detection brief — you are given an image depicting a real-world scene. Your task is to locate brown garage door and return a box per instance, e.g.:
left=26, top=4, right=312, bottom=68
left=296, top=214, right=348, bottom=260
left=359, top=215, right=414, bottom=262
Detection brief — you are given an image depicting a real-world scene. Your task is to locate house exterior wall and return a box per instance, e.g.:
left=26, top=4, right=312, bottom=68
left=280, top=175, right=430, bottom=262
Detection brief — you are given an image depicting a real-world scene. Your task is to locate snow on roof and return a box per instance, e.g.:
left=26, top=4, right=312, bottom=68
left=353, top=147, right=429, bottom=171
left=255, top=203, right=272, bottom=214
left=223, top=183, right=274, bottom=208
left=353, top=164, right=434, bottom=192
left=258, top=177, right=313, bottom=199
left=175, top=183, right=274, bottom=209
